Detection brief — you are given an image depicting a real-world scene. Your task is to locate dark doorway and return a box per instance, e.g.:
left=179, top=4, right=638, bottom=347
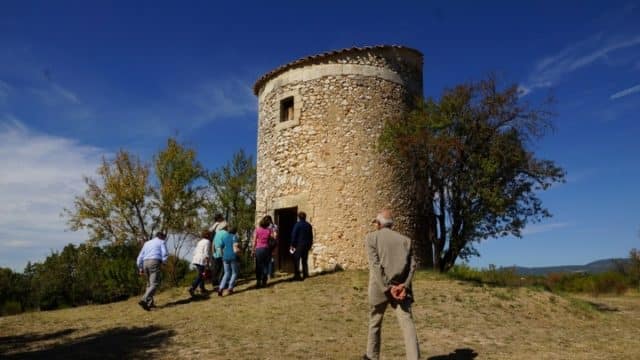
left=274, top=206, right=297, bottom=273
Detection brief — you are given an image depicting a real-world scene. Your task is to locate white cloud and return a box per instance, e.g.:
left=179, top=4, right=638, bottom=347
left=522, top=33, right=640, bottom=94
left=188, top=78, right=255, bottom=128
left=0, top=117, right=106, bottom=270
left=0, top=80, right=10, bottom=101
left=610, top=83, right=640, bottom=99
left=51, top=83, right=80, bottom=104
left=31, top=82, right=81, bottom=106
left=522, top=222, right=570, bottom=236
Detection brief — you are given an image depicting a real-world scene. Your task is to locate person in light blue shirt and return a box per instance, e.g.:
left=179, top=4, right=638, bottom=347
left=136, top=232, right=168, bottom=310
left=218, top=226, right=240, bottom=296
left=210, top=218, right=227, bottom=289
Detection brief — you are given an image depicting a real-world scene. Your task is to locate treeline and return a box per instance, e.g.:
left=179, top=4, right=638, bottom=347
left=1, top=138, right=256, bottom=316
left=0, top=243, right=188, bottom=315
left=448, top=249, right=640, bottom=295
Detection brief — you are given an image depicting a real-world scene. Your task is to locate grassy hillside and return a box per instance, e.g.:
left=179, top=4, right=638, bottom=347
left=1, top=271, right=638, bottom=359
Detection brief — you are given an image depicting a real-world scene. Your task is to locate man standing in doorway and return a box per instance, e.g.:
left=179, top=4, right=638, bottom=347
left=136, top=232, right=168, bottom=311
left=363, top=209, right=419, bottom=360
left=290, top=211, right=313, bottom=281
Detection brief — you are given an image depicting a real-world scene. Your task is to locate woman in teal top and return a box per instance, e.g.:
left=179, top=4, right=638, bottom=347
left=218, top=226, right=240, bottom=296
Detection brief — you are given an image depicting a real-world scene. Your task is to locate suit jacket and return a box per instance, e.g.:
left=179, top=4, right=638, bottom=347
left=291, top=220, right=313, bottom=250
left=366, top=227, right=417, bottom=305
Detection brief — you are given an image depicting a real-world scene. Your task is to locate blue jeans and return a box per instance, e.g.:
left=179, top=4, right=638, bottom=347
left=267, top=256, right=275, bottom=278
left=190, top=264, right=206, bottom=291
left=220, top=260, right=239, bottom=290
left=255, top=247, right=270, bottom=286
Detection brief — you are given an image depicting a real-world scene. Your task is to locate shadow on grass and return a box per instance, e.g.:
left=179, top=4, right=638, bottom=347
left=0, top=329, right=77, bottom=354
left=1, top=326, right=174, bottom=359
left=585, top=301, right=619, bottom=312
left=428, top=348, right=479, bottom=360
left=163, top=270, right=343, bottom=303
left=159, top=292, right=211, bottom=309
left=229, top=270, right=339, bottom=295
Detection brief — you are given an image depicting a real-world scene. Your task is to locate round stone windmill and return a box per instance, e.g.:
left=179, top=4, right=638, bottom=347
left=253, top=45, right=423, bottom=272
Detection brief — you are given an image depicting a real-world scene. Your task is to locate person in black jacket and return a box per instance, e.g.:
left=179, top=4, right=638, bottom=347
left=290, top=211, right=313, bottom=281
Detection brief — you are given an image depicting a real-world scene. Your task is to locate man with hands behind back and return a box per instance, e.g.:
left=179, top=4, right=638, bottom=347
left=364, top=209, right=420, bottom=360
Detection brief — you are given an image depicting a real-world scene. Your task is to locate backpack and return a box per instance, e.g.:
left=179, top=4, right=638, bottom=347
left=268, top=231, right=277, bottom=251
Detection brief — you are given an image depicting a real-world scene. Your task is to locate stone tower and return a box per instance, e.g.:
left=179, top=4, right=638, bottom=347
left=253, top=45, right=423, bottom=272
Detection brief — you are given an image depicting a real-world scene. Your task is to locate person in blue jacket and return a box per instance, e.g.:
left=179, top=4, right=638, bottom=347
left=290, top=211, right=313, bottom=281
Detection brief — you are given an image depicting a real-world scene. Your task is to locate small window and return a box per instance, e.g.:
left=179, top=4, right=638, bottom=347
left=280, top=97, right=294, bottom=123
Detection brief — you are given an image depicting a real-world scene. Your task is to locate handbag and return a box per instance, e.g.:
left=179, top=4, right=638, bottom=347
left=268, top=232, right=277, bottom=250
left=202, top=267, right=212, bottom=280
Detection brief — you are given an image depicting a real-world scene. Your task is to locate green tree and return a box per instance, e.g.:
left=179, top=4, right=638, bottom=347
left=64, top=150, right=154, bottom=245
left=153, top=137, right=205, bottom=286
left=206, top=149, right=256, bottom=242
left=380, top=76, right=565, bottom=272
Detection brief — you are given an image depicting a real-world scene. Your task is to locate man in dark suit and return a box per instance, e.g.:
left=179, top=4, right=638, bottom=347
left=363, top=209, right=419, bottom=360
left=290, top=211, right=313, bottom=281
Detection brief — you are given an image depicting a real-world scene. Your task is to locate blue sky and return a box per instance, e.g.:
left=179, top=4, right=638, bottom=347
left=1, top=1, right=638, bottom=271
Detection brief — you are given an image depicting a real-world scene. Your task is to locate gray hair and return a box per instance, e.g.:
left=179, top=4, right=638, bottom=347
left=376, top=211, right=393, bottom=228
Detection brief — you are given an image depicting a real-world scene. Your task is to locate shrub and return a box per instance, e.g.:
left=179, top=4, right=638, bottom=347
left=592, top=272, right=628, bottom=296
left=1, top=300, right=22, bottom=316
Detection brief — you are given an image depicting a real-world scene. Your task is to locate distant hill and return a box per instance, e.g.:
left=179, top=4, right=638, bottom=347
left=506, top=258, right=630, bottom=276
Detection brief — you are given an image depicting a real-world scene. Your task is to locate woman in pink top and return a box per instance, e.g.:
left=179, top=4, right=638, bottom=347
left=253, top=216, right=273, bottom=288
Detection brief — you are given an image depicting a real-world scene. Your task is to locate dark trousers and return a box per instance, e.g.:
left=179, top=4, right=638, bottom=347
left=211, top=257, right=223, bottom=286
left=255, top=247, right=270, bottom=287
left=191, top=264, right=206, bottom=291
left=293, top=247, right=309, bottom=279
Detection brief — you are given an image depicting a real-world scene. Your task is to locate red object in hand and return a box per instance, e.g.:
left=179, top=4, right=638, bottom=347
left=202, top=268, right=212, bottom=280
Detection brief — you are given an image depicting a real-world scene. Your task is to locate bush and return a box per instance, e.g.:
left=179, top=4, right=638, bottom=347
left=592, top=272, right=628, bottom=296
left=1, top=300, right=22, bottom=316
left=448, top=264, right=522, bottom=287
left=448, top=265, right=632, bottom=296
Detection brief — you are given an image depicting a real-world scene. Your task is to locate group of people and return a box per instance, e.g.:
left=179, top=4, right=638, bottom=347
left=186, top=210, right=315, bottom=298
left=189, top=215, right=241, bottom=297
left=136, top=208, right=419, bottom=360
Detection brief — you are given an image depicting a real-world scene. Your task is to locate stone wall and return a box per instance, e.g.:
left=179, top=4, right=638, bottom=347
left=254, top=46, right=423, bottom=271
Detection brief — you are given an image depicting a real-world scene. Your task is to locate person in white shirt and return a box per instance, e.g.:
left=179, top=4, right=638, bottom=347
left=189, top=229, right=212, bottom=297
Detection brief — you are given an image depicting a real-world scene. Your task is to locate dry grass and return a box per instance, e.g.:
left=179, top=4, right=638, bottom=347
left=1, top=271, right=639, bottom=359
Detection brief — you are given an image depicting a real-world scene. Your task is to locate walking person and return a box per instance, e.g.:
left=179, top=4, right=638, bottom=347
left=253, top=217, right=272, bottom=288
left=218, top=226, right=241, bottom=296
left=290, top=211, right=313, bottom=281
left=189, top=229, right=212, bottom=297
left=212, top=221, right=229, bottom=289
left=363, top=209, right=420, bottom=360
left=265, top=215, right=278, bottom=278
left=209, top=214, right=226, bottom=288
left=136, top=232, right=169, bottom=311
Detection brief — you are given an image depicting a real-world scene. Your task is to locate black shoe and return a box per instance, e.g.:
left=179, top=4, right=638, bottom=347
left=138, top=300, right=150, bottom=311
left=188, top=288, right=195, bottom=297
left=362, top=355, right=372, bottom=360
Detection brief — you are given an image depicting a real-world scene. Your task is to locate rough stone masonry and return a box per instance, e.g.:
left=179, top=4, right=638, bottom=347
left=254, top=45, right=424, bottom=272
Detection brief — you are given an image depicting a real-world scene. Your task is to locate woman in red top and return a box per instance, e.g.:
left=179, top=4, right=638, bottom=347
left=253, top=216, right=273, bottom=288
